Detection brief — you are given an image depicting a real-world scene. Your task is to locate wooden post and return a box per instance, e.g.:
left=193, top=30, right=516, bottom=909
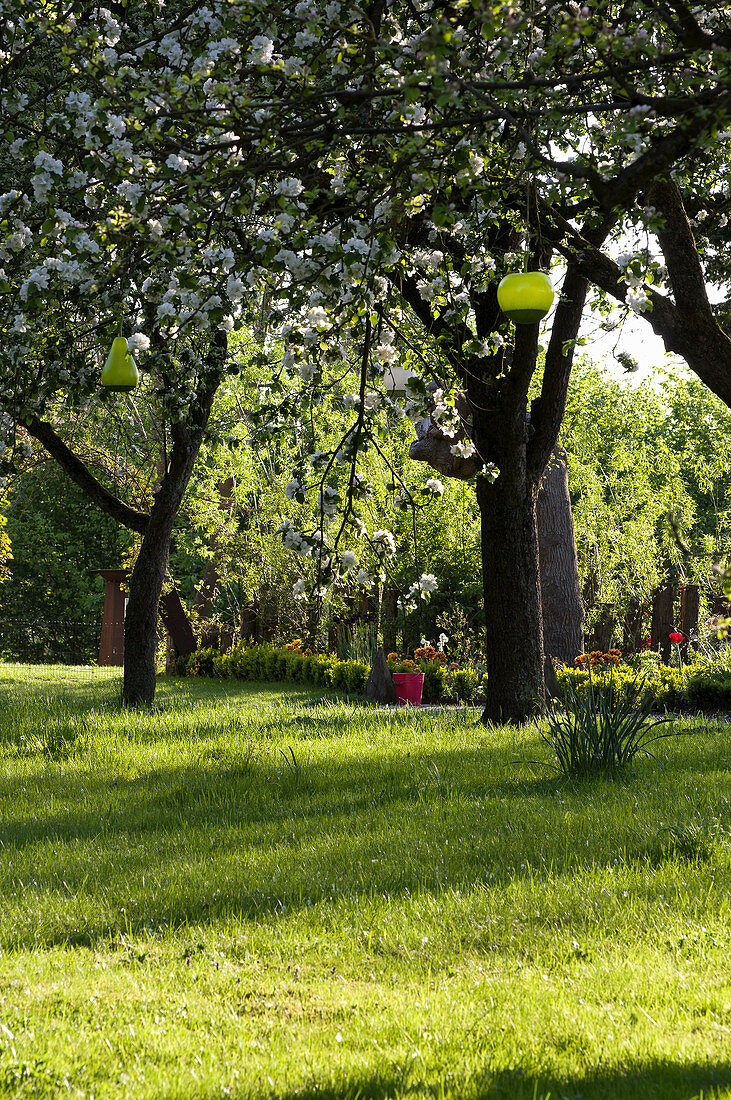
left=651, top=580, right=674, bottom=664
left=585, top=602, right=615, bottom=653
left=622, top=596, right=645, bottom=656
left=679, top=584, right=699, bottom=659
left=95, top=569, right=129, bottom=666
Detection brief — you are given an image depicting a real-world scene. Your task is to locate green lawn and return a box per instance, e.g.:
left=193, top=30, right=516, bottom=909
left=0, top=662, right=730, bottom=1099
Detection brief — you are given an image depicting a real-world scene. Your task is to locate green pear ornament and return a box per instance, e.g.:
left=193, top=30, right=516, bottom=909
left=101, top=336, right=139, bottom=392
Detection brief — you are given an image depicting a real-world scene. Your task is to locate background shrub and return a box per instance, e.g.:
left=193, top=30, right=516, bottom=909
left=557, top=663, right=685, bottom=710
left=450, top=668, right=480, bottom=703
left=685, top=668, right=731, bottom=710
left=422, top=661, right=446, bottom=703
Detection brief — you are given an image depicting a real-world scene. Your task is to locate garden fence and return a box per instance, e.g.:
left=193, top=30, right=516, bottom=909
left=0, top=618, right=100, bottom=665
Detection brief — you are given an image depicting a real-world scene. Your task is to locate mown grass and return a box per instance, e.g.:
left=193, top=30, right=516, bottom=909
left=0, top=662, right=730, bottom=1099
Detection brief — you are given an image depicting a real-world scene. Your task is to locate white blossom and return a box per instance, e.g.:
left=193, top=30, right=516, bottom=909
left=166, top=153, right=190, bottom=172
left=249, top=35, right=275, bottom=63
left=626, top=286, right=650, bottom=313
left=372, top=528, right=396, bottom=555
left=373, top=343, right=397, bottom=365
left=450, top=439, right=476, bottom=458
left=127, top=332, right=150, bottom=353
left=105, top=114, right=127, bottom=137
left=275, top=177, right=305, bottom=198
left=226, top=274, right=245, bottom=300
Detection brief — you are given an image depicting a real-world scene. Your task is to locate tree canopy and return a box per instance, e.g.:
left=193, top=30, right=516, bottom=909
left=2, top=0, right=731, bottom=711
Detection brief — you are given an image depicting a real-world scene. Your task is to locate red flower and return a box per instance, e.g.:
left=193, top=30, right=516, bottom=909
left=669, top=631, right=684, bottom=643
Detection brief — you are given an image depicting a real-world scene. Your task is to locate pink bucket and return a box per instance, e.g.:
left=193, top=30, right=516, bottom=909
left=392, top=671, right=424, bottom=706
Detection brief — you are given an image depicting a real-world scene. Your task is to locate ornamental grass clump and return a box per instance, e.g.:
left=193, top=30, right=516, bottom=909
left=542, top=669, right=676, bottom=778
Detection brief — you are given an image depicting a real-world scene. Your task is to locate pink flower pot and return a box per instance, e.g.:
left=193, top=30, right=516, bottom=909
left=392, top=671, right=424, bottom=706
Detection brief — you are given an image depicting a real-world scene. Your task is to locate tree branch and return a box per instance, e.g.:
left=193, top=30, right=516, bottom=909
left=598, top=92, right=731, bottom=211
left=528, top=262, right=590, bottom=482
left=539, top=199, right=731, bottom=409
left=24, top=416, right=150, bottom=534
left=649, top=177, right=715, bottom=320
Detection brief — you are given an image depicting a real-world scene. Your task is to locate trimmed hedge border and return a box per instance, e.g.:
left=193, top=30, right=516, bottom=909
left=176, top=641, right=488, bottom=704
left=178, top=642, right=370, bottom=696
left=178, top=641, right=731, bottom=712
left=557, top=661, right=731, bottom=713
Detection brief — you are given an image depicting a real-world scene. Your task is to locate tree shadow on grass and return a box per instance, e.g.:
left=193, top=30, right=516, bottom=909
left=253, top=1058, right=731, bottom=1100
left=1, top=725, right=731, bottom=949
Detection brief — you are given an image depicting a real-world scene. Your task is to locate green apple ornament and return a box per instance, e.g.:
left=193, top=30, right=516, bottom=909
left=497, top=271, right=554, bottom=323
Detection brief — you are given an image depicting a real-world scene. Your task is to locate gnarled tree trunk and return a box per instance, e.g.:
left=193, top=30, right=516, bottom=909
left=122, top=334, right=226, bottom=706
left=469, top=265, right=591, bottom=722
left=27, top=330, right=229, bottom=709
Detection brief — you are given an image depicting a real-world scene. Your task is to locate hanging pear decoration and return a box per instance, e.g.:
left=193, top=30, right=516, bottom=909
left=101, top=336, right=139, bottom=392
left=497, top=271, right=554, bottom=324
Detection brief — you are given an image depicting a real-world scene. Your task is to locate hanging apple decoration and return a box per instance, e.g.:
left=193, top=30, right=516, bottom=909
left=101, top=336, right=139, bottom=392
left=497, top=271, right=554, bottom=324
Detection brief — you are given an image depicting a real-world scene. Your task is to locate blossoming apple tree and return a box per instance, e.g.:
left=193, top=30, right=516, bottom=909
left=1, top=0, right=731, bottom=715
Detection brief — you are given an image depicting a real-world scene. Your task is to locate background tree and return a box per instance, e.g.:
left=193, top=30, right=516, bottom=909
left=3, top=1, right=731, bottom=718
left=0, top=461, right=130, bottom=660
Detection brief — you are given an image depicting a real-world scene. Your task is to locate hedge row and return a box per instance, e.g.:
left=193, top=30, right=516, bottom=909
left=178, top=641, right=488, bottom=703
left=556, top=661, right=731, bottom=711
left=178, top=642, right=731, bottom=711
left=179, top=642, right=371, bottom=695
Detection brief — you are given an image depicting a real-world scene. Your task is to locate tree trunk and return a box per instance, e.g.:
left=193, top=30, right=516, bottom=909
left=477, top=444, right=545, bottom=723
left=537, top=445, right=584, bottom=665
left=122, top=332, right=227, bottom=706
left=123, top=450, right=202, bottom=706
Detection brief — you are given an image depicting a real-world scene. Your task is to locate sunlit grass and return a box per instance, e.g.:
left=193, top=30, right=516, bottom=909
left=0, top=663, right=730, bottom=1098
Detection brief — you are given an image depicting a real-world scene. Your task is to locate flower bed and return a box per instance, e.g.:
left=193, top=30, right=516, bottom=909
left=178, top=638, right=489, bottom=704
left=180, top=640, right=731, bottom=712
